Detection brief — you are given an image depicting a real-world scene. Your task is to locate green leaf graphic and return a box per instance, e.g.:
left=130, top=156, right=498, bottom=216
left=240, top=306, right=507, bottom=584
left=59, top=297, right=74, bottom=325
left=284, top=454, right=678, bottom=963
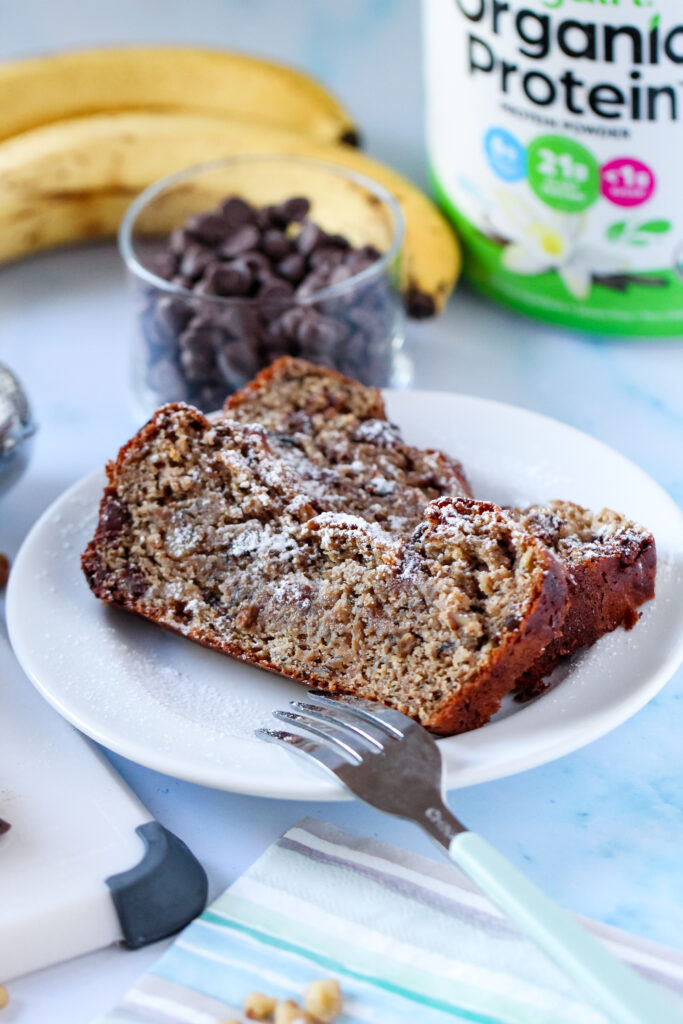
left=607, top=221, right=627, bottom=241
left=650, top=14, right=660, bottom=31
left=636, top=220, right=671, bottom=234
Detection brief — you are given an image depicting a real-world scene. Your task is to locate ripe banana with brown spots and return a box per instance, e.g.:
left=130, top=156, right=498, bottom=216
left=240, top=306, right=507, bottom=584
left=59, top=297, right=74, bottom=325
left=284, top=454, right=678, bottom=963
left=0, top=47, right=358, bottom=145
left=0, top=113, right=460, bottom=315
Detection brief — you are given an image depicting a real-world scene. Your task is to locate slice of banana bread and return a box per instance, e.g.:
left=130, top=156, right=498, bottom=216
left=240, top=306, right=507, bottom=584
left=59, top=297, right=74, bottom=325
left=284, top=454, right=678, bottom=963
left=223, top=357, right=471, bottom=534
left=82, top=404, right=567, bottom=735
left=511, top=501, right=656, bottom=699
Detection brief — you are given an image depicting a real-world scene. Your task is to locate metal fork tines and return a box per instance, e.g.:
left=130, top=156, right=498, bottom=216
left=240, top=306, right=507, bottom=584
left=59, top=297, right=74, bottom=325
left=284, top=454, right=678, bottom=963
left=256, top=690, right=466, bottom=847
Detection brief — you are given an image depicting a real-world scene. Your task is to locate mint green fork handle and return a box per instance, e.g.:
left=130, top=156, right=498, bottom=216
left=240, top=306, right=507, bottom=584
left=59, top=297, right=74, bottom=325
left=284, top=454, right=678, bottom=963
left=449, top=832, right=682, bottom=1024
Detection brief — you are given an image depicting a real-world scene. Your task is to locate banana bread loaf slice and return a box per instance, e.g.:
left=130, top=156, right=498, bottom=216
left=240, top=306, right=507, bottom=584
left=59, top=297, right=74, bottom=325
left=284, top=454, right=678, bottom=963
left=224, top=355, right=387, bottom=429
left=223, top=357, right=471, bottom=534
left=512, top=501, right=656, bottom=699
left=82, top=404, right=567, bottom=735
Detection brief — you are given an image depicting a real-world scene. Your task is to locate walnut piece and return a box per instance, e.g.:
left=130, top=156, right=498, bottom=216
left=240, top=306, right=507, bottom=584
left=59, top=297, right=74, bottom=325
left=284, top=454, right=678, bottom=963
left=304, top=979, right=343, bottom=1022
left=244, top=991, right=277, bottom=1019
left=273, top=1000, right=313, bottom=1024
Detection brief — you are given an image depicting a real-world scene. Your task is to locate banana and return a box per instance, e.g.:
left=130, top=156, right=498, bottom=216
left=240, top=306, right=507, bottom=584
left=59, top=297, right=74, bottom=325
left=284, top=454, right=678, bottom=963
left=0, top=47, right=357, bottom=146
left=0, top=112, right=460, bottom=313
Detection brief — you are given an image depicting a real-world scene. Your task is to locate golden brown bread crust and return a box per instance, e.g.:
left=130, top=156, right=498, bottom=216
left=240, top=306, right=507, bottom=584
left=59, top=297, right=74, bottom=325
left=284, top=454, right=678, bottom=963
left=512, top=504, right=656, bottom=700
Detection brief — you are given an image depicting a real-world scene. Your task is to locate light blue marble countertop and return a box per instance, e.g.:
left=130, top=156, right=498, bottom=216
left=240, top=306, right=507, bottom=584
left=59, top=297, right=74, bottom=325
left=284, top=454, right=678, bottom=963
left=1, top=2, right=682, bottom=1020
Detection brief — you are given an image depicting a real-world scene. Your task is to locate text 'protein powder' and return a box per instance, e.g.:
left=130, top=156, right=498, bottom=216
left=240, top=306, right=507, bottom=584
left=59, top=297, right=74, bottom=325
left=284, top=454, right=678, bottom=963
left=423, top=0, right=683, bottom=335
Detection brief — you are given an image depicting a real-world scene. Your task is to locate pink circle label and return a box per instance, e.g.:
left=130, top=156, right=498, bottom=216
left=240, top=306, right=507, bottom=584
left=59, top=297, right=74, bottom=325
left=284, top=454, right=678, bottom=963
left=601, top=158, right=655, bottom=207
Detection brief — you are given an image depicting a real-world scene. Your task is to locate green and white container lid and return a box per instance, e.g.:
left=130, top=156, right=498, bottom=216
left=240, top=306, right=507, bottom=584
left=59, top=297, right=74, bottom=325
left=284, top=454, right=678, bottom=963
left=423, top=0, right=683, bottom=336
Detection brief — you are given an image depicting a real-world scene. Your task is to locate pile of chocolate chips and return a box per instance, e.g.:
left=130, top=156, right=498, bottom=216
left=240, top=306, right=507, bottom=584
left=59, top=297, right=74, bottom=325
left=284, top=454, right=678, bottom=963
left=140, top=195, right=397, bottom=411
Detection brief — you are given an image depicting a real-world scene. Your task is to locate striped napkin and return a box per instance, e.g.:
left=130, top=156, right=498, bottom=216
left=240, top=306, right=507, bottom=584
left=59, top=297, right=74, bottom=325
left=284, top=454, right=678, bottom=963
left=97, top=818, right=683, bottom=1024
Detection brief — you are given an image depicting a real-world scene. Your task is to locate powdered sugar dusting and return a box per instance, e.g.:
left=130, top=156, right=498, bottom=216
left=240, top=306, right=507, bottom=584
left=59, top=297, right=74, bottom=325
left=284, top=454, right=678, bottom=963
left=352, top=418, right=401, bottom=446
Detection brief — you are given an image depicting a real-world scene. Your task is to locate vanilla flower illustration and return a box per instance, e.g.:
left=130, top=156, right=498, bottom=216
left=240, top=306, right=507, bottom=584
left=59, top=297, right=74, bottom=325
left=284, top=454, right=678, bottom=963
left=492, top=191, right=627, bottom=300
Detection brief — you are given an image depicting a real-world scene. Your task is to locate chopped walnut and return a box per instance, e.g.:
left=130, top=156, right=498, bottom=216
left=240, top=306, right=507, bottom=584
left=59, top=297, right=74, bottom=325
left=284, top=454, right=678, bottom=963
left=273, top=1000, right=313, bottom=1024
left=0, top=986, right=8, bottom=1009
left=0, top=554, right=9, bottom=590
left=304, top=979, right=342, bottom=1022
left=244, top=991, right=277, bottom=1019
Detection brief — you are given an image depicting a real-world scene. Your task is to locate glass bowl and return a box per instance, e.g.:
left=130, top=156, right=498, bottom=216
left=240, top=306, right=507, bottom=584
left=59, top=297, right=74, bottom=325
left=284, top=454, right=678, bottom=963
left=118, top=155, right=407, bottom=414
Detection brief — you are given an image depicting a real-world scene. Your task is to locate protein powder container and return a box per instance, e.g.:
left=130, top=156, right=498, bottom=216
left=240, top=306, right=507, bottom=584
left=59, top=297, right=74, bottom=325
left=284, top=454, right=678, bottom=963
left=423, top=0, right=683, bottom=336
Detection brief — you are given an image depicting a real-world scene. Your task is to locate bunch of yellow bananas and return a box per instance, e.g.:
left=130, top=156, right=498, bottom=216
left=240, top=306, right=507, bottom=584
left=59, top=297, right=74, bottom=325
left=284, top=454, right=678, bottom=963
left=0, top=47, right=460, bottom=313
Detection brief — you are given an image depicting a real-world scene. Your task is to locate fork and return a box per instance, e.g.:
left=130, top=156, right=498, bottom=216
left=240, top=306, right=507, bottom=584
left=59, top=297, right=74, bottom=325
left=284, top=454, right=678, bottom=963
left=257, top=691, right=681, bottom=1024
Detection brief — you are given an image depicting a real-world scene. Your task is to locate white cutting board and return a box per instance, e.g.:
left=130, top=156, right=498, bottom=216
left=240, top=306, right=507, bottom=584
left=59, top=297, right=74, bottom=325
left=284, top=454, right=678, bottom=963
left=1, top=620, right=154, bottom=982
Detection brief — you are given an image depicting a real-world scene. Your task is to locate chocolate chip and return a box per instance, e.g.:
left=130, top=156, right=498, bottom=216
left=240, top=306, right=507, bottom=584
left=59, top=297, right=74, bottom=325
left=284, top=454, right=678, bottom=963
left=326, top=232, right=352, bottom=250
left=236, top=250, right=270, bottom=280
left=216, top=338, right=258, bottom=388
left=220, top=197, right=253, bottom=228
left=216, top=303, right=260, bottom=341
left=344, top=249, right=378, bottom=275
left=296, top=268, right=331, bottom=299
left=339, top=330, right=369, bottom=373
left=258, top=280, right=294, bottom=319
left=179, top=320, right=223, bottom=381
left=346, top=305, right=379, bottom=333
left=148, top=251, right=177, bottom=280
left=254, top=206, right=277, bottom=230
left=297, top=311, right=345, bottom=350
left=276, top=253, right=306, bottom=284
left=180, top=243, right=213, bottom=279
left=219, top=224, right=260, bottom=258
left=275, top=306, right=307, bottom=338
left=329, top=264, right=354, bottom=286
left=0, top=817, right=11, bottom=835
left=360, top=244, right=382, bottom=261
left=84, top=552, right=108, bottom=594
left=185, top=212, right=231, bottom=245
left=204, top=261, right=252, bottom=297
left=309, top=246, right=345, bottom=272
left=297, top=219, right=323, bottom=255
left=156, top=295, right=194, bottom=334
left=262, top=229, right=291, bottom=261
left=98, top=496, right=131, bottom=542
left=281, top=196, right=310, bottom=222
left=124, top=568, right=148, bottom=600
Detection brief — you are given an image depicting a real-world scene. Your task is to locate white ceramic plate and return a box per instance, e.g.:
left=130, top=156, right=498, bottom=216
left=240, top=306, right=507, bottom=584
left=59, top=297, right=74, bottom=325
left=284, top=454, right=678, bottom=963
left=8, top=391, right=683, bottom=800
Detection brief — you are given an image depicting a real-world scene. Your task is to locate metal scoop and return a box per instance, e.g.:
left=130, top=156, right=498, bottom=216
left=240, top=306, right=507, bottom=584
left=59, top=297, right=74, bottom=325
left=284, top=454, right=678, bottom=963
left=0, top=363, right=36, bottom=497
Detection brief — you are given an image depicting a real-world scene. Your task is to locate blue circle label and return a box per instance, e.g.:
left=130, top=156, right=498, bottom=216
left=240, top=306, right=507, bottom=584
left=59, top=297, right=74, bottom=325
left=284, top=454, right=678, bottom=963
left=484, top=128, right=526, bottom=182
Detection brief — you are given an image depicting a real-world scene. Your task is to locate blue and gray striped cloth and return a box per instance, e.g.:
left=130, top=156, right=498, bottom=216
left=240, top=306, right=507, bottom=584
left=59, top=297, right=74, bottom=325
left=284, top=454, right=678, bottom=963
left=97, top=818, right=683, bottom=1024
